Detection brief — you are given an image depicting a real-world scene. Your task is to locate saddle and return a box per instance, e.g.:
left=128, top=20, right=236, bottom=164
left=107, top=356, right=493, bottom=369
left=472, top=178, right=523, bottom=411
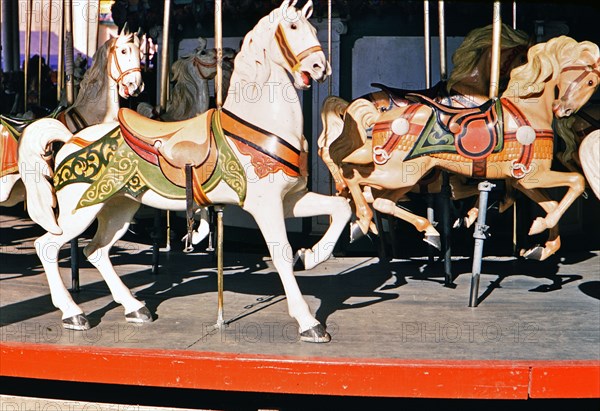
left=118, top=107, right=218, bottom=205
left=118, top=108, right=214, bottom=169
left=405, top=93, right=502, bottom=160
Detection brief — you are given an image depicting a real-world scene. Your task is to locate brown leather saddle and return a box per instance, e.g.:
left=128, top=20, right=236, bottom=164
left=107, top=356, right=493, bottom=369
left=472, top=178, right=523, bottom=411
left=118, top=108, right=218, bottom=204
left=405, top=93, right=502, bottom=160
left=368, top=81, right=446, bottom=109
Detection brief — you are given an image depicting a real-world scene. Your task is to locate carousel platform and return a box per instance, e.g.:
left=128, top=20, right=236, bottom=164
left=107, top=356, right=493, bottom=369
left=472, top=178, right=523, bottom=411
left=1, top=205, right=599, bottom=403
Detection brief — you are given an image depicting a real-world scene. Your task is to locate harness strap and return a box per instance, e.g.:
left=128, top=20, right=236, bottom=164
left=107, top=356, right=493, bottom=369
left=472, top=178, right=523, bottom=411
left=275, top=24, right=322, bottom=72
left=108, top=45, right=142, bottom=85
left=501, top=97, right=554, bottom=178
left=559, top=58, right=600, bottom=103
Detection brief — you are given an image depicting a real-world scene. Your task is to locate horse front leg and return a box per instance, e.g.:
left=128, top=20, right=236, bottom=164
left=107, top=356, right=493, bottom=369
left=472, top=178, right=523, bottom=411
left=517, top=170, right=585, bottom=235
left=341, top=163, right=377, bottom=241
left=83, top=197, right=151, bottom=323
left=283, top=188, right=352, bottom=270
left=246, top=197, right=329, bottom=343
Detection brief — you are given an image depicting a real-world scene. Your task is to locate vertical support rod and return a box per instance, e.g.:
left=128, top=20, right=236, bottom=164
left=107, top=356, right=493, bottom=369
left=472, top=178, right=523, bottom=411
left=437, top=1, right=447, bottom=81
left=423, top=1, right=431, bottom=88
left=512, top=1, right=517, bottom=30
left=64, top=0, right=74, bottom=105
left=39, top=0, right=44, bottom=106
left=57, top=0, right=65, bottom=102
left=327, top=0, right=332, bottom=96
left=24, top=0, right=33, bottom=112
left=160, top=0, right=172, bottom=252
left=47, top=0, right=53, bottom=66
left=214, top=0, right=223, bottom=108
left=440, top=172, right=453, bottom=286
left=152, top=210, right=161, bottom=275
left=70, top=234, right=80, bottom=292
left=215, top=205, right=225, bottom=328
left=469, top=181, right=495, bottom=307
left=489, top=1, right=502, bottom=99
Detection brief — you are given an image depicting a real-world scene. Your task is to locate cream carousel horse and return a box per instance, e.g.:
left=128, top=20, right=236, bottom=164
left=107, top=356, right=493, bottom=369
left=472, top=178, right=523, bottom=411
left=579, top=129, right=600, bottom=199
left=19, top=0, right=350, bottom=343
left=320, top=36, right=599, bottom=262
left=137, top=39, right=236, bottom=246
left=0, top=27, right=144, bottom=207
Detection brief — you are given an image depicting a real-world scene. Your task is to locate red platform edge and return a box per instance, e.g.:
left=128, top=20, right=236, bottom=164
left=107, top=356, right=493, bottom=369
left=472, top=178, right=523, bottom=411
left=1, top=342, right=599, bottom=399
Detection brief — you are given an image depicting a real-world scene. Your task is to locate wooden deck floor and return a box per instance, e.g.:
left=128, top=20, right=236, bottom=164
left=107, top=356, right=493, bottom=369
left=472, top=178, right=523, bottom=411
left=1, top=208, right=599, bottom=399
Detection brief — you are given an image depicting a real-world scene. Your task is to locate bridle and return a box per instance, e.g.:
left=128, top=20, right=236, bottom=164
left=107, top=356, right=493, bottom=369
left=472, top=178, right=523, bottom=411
left=275, top=23, right=322, bottom=73
left=108, top=43, right=142, bottom=85
left=558, top=57, right=600, bottom=103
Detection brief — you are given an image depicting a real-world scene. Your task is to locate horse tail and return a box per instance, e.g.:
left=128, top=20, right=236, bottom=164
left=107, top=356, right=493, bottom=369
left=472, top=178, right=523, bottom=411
left=18, top=118, right=73, bottom=235
left=579, top=130, right=600, bottom=200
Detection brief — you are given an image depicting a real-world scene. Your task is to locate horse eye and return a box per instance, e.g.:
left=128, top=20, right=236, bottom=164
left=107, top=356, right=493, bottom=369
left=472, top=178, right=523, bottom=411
left=200, top=50, right=206, bottom=56
left=589, top=79, right=595, bottom=86
left=291, top=23, right=297, bottom=30
left=120, top=48, right=127, bottom=55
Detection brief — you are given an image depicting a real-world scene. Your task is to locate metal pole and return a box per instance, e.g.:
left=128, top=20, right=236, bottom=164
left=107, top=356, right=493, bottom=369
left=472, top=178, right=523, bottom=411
left=215, top=0, right=223, bottom=108
left=64, top=0, right=74, bottom=105
left=489, top=1, right=502, bottom=99
left=47, top=0, right=53, bottom=66
left=39, top=0, right=44, bottom=107
left=24, top=0, right=33, bottom=112
left=159, top=0, right=171, bottom=112
left=512, top=1, right=517, bottom=30
left=469, top=181, right=495, bottom=307
left=57, top=0, right=64, bottom=102
left=215, top=205, right=225, bottom=328
left=437, top=1, right=447, bottom=81
left=423, top=1, right=431, bottom=88
left=327, top=0, right=332, bottom=96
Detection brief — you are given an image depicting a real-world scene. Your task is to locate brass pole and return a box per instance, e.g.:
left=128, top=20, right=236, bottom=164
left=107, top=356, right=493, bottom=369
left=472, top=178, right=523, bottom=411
left=47, top=0, right=53, bottom=65
left=327, top=0, right=332, bottom=96
left=512, top=1, right=517, bottom=30
left=64, top=0, right=74, bottom=105
left=489, top=1, right=502, bottom=98
left=437, top=1, right=446, bottom=81
left=214, top=0, right=223, bottom=108
left=159, top=0, right=171, bottom=112
left=215, top=205, right=225, bottom=328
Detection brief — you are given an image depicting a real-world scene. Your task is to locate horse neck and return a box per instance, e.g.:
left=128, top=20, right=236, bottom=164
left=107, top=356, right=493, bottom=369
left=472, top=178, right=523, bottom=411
left=501, top=78, right=556, bottom=130
left=224, top=65, right=303, bottom=146
left=164, top=77, right=209, bottom=121
left=70, top=76, right=120, bottom=126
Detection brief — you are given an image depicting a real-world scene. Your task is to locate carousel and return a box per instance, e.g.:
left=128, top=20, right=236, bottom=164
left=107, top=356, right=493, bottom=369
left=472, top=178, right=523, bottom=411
left=1, top=0, right=599, bottom=407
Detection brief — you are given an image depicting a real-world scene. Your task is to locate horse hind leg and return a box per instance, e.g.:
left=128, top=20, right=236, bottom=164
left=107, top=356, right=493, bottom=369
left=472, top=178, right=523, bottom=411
left=283, top=189, right=352, bottom=270
left=83, top=197, right=151, bottom=323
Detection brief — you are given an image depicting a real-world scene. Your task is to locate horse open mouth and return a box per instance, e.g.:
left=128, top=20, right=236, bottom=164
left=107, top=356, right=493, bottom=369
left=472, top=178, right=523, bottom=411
left=301, top=71, right=311, bottom=87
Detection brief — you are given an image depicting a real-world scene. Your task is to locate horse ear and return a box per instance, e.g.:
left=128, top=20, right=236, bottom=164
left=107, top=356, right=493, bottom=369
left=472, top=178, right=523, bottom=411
left=302, top=1, right=313, bottom=19
left=121, top=22, right=130, bottom=36
left=197, top=37, right=207, bottom=51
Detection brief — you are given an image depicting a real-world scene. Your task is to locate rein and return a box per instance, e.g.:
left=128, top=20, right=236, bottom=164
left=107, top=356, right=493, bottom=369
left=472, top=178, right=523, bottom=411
left=108, top=45, right=142, bottom=85
left=275, top=23, right=322, bottom=73
left=558, top=57, right=600, bottom=103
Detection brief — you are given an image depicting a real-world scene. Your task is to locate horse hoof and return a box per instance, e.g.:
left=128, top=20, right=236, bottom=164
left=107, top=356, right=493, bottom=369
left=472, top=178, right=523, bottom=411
left=424, top=235, right=441, bottom=250
left=62, top=314, right=90, bottom=331
left=522, top=246, right=544, bottom=261
left=299, top=324, right=331, bottom=343
left=350, top=222, right=366, bottom=243
left=125, top=307, right=153, bottom=323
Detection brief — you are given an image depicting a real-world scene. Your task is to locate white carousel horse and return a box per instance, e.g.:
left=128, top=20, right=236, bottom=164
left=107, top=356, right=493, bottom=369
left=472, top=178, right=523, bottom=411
left=0, top=27, right=144, bottom=207
left=18, top=0, right=350, bottom=343
left=320, top=36, right=599, bottom=261
left=136, top=39, right=236, bottom=246
left=579, top=129, right=600, bottom=199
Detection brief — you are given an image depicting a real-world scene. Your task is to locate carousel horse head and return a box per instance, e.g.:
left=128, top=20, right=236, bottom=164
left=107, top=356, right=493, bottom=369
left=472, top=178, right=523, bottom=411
left=236, top=0, right=330, bottom=90
left=448, top=22, right=532, bottom=95
left=507, top=36, right=600, bottom=118
left=188, top=37, right=218, bottom=80
left=108, top=24, right=144, bottom=98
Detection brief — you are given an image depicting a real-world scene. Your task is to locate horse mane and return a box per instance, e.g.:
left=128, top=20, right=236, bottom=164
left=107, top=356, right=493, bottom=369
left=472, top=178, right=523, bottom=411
left=163, top=54, right=208, bottom=120
left=507, top=36, right=600, bottom=98
left=447, top=23, right=531, bottom=92
left=231, top=7, right=282, bottom=88
left=71, top=37, right=115, bottom=107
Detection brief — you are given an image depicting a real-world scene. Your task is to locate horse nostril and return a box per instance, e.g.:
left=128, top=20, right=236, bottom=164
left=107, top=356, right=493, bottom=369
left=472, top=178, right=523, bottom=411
left=313, top=63, right=322, bottom=70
